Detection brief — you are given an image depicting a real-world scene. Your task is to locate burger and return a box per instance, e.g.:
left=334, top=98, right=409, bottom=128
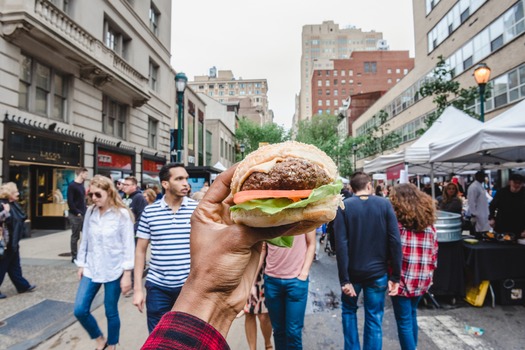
left=230, top=141, right=343, bottom=245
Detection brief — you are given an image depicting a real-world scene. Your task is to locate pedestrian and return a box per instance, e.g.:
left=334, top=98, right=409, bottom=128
left=243, top=242, right=273, bottom=350
left=439, top=182, right=463, bottom=215
left=467, top=170, right=491, bottom=239
left=73, top=175, right=135, bottom=350
left=143, top=188, right=157, bottom=205
left=389, top=183, right=438, bottom=350
left=132, top=163, right=198, bottom=333
left=264, top=230, right=316, bottom=349
left=489, top=173, right=525, bottom=238
left=121, top=176, right=148, bottom=233
left=333, top=172, right=402, bottom=350
left=140, top=165, right=321, bottom=349
left=116, top=179, right=125, bottom=198
left=67, top=167, right=88, bottom=263
left=0, top=183, right=36, bottom=299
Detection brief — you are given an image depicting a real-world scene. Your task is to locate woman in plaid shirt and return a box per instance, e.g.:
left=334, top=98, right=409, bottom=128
left=389, top=184, right=438, bottom=350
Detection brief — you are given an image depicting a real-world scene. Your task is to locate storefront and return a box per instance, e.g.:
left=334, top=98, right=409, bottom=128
left=141, top=151, right=166, bottom=189
left=2, top=117, right=84, bottom=230
left=94, top=138, right=135, bottom=184
left=186, top=166, right=223, bottom=193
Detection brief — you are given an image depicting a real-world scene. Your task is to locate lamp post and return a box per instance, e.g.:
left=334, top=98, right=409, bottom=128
left=240, top=143, right=245, bottom=160
left=352, top=143, right=357, bottom=173
left=474, top=63, right=491, bottom=123
left=175, top=72, right=188, bottom=163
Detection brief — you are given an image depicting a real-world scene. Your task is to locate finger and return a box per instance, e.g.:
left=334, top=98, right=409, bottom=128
left=201, top=165, right=238, bottom=205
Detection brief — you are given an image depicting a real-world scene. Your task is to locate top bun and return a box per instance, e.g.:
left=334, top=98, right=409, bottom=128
left=231, top=141, right=337, bottom=194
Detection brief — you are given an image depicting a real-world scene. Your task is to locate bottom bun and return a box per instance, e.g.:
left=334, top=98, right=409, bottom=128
left=231, top=195, right=343, bottom=228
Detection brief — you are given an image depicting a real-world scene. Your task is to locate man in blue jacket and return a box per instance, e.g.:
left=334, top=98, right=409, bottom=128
left=334, top=172, right=402, bottom=350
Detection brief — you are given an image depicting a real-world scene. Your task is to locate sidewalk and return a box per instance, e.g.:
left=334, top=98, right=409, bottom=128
left=0, top=230, right=265, bottom=349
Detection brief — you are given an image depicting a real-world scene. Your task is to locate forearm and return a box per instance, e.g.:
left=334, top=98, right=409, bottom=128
left=133, top=249, right=146, bottom=291
left=300, top=231, right=316, bottom=277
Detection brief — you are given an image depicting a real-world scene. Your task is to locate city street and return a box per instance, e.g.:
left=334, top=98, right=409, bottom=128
left=0, top=230, right=524, bottom=349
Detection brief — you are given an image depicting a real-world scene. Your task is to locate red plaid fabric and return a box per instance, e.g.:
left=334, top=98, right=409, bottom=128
left=142, top=311, right=230, bottom=350
left=397, top=223, right=438, bottom=297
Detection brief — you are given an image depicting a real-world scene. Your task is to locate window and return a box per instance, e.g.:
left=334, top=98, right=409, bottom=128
left=104, top=19, right=130, bottom=59
left=334, top=79, right=338, bottom=85
left=364, top=62, right=377, bottom=73
left=325, top=80, right=330, bottom=87
left=317, top=80, right=322, bottom=87
left=206, top=130, right=212, bottom=165
left=387, top=68, right=392, bottom=74
left=318, top=100, right=323, bottom=106
left=326, top=100, right=331, bottom=106
left=149, top=2, right=160, bottom=36
left=334, top=90, right=338, bottom=96
left=349, top=70, right=353, bottom=76
left=50, top=0, right=70, bottom=12
left=341, top=70, right=346, bottom=76
left=148, top=117, right=158, bottom=148
left=333, top=70, right=338, bottom=76
left=403, top=68, right=409, bottom=75
left=388, top=78, right=392, bottom=84
left=149, top=59, right=159, bottom=91
left=396, top=68, right=401, bottom=74
left=102, top=95, right=127, bottom=139
left=19, top=54, right=68, bottom=121
left=317, top=89, right=322, bottom=96
left=326, top=89, right=331, bottom=96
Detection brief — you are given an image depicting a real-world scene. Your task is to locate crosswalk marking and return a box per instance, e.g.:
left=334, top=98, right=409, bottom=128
left=418, top=315, right=492, bottom=350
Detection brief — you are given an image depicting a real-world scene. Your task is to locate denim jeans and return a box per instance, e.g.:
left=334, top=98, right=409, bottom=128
left=341, top=274, right=388, bottom=350
left=0, top=247, right=31, bottom=292
left=391, top=295, right=422, bottom=350
left=74, top=275, right=121, bottom=346
left=264, top=274, right=309, bottom=350
left=145, top=280, right=182, bottom=333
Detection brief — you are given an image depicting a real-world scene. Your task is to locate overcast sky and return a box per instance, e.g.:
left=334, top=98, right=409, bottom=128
left=171, top=0, right=415, bottom=130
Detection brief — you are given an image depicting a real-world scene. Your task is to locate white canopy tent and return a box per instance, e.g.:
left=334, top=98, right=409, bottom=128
left=429, top=99, right=525, bottom=165
left=364, top=106, right=483, bottom=174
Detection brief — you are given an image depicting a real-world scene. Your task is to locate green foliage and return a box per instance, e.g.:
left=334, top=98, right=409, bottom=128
left=359, top=110, right=401, bottom=158
left=417, top=56, right=481, bottom=131
left=235, top=118, right=289, bottom=160
left=294, top=115, right=357, bottom=177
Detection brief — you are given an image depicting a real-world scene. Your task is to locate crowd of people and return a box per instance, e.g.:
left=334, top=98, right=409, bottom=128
left=2, top=162, right=524, bottom=350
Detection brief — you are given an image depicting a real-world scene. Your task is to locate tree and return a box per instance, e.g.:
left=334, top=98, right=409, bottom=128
left=235, top=118, right=289, bottom=160
left=294, top=114, right=356, bottom=177
left=359, top=110, right=401, bottom=158
left=417, top=55, right=481, bottom=131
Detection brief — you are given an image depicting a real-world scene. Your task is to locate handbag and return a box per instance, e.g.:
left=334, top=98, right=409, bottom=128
left=0, top=228, right=5, bottom=258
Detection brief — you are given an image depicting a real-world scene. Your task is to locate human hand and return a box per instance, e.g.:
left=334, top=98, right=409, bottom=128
left=388, top=281, right=399, bottom=296
left=297, top=272, right=309, bottom=281
left=77, top=267, right=83, bottom=280
left=172, top=164, right=322, bottom=337
left=120, top=271, right=132, bottom=295
left=2, top=203, right=10, bottom=212
left=489, top=219, right=495, bottom=228
left=341, top=283, right=356, bottom=297
left=133, top=289, right=145, bottom=313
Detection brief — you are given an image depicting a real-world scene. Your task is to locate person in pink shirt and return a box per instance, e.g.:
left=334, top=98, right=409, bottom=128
left=263, top=231, right=316, bottom=350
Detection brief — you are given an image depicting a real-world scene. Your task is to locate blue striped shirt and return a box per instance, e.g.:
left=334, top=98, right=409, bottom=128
left=137, top=196, right=198, bottom=288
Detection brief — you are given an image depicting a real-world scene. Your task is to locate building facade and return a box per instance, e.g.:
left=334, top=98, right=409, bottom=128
left=296, top=20, right=386, bottom=123
left=0, top=0, right=174, bottom=229
left=353, top=0, right=525, bottom=169
left=189, top=68, right=272, bottom=126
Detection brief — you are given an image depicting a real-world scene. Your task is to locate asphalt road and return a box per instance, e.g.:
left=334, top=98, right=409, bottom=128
left=303, top=246, right=525, bottom=350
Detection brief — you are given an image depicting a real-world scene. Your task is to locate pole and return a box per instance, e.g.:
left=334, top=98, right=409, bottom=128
left=176, top=91, right=184, bottom=163
left=479, top=84, right=486, bottom=123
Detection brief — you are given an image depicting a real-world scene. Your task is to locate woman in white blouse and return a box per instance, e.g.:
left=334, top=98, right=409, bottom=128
left=74, top=175, right=135, bottom=350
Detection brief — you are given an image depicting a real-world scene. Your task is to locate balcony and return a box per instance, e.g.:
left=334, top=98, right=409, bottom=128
left=0, top=0, right=150, bottom=106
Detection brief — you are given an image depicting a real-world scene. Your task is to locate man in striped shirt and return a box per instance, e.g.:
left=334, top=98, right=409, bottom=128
left=132, top=163, right=198, bottom=333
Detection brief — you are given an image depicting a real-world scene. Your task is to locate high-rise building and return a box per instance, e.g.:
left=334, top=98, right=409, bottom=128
left=0, top=0, right=173, bottom=229
left=189, top=69, right=272, bottom=126
left=353, top=0, right=525, bottom=169
left=296, top=20, right=386, bottom=123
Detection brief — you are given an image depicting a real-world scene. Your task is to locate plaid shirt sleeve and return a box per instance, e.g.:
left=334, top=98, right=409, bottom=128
left=398, top=224, right=438, bottom=297
left=142, top=311, right=230, bottom=350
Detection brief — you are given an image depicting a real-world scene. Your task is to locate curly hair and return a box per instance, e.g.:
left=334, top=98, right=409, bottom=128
left=390, top=183, right=436, bottom=231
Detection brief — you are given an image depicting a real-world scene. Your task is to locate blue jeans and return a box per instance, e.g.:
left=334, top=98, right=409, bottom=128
left=0, top=247, right=31, bottom=292
left=391, top=295, right=422, bottom=350
left=145, top=280, right=182, bottom=333
left=264, top=274, right=309, bottom=350
left=74, top=276, right=121, bottom=346
left=341, top=274, right=388, bottom=350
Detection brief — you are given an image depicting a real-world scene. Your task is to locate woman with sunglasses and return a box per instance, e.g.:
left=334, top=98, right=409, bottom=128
left=74, top=175, right=135, bottom=350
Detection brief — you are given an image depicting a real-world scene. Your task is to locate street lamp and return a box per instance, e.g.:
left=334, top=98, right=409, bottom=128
left=352, top=143, right=357, bottom=173
left=174, top=72, right=188, bottom=163
left=474, top=63, right=491, bottom=123
left=240, top=143, right=245, bottom=159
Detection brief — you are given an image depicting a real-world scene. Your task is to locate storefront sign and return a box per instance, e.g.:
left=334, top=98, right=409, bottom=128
left=143, top=158, right=165, bottom=172
left=97, top=149, right=132, bottom=169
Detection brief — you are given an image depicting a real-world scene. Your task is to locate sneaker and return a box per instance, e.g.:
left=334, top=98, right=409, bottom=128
left=19, top=285, right=37, bottom=293
left=0, top=291, right=6, bottom=299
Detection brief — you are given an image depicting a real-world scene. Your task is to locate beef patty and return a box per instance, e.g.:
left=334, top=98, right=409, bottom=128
left=240, top=158, right=331, bottom=191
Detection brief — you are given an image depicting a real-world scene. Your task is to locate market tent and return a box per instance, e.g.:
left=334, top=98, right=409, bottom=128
left=429, top=99, right=525, bottom=165
left=364, top=106, right=482, bottom=174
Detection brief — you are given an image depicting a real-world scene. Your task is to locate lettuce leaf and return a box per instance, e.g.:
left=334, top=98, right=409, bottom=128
left=230, top=180, right=343, bottom=215
left=267, top=236, right=295, bottom=248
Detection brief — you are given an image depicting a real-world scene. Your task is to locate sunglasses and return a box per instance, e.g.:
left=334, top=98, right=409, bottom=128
left=87, top=192, right=103, bottom=199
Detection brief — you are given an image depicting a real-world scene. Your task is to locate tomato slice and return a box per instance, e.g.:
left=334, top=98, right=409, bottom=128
left=233, top=189, right=312, bottom=204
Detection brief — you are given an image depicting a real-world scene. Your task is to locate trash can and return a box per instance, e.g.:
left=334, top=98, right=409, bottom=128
left=435, top=210, right=462, bottom=242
